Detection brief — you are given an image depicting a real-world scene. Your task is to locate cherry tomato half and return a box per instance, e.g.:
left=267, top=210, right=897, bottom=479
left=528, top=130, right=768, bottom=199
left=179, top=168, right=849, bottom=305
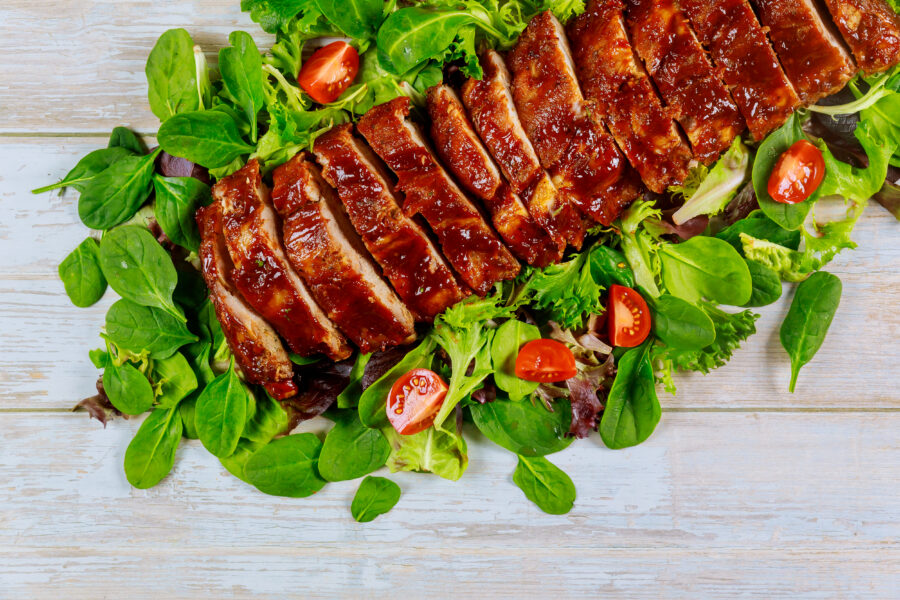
left=386, top=368, right=448, bottom=436
left=607, top=284, right=651, bottom=348
left=298, top=41, right=359, bottom=105
left=515, top=339, right=578, bottom=383
left=767, top=139, right=825, bottom=205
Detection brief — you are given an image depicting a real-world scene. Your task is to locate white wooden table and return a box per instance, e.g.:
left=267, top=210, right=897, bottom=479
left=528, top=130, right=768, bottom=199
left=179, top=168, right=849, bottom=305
left=2, top=2, right=899, bottom=597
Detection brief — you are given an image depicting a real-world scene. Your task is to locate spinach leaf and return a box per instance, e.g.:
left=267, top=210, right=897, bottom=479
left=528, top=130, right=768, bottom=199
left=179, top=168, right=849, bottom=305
left=146, top=29, right=203, bottom=121
left=58, top=238, right=107, bottom=308
left=318, top=410, right=390, bottom=482
left=243, top=433, right=327, bottom=498
left=512, top=455, right=576, bottom=515
left=32, top=147, right=133, bottom=194
left=105, top=299, right=197, bottom=359
left=153, top=352, right=198, bottom=409
left=220, top=392, right=288, bottom=479
left=490, top=319, right=540, bottom=400
left=78, top=149, right=160, bottom=229
left=649, top=294, right=716, bottom=351
left=195, top=363, right=250, bottom=458
left=337, top=352, right=371, bottom=409
left=108, top=127, right=146, bottom=154
left=179, top=395, right=199, bottom=439
left=780, top=271, right=842, bottom=392
left=715, top=210, right=801, bottom=253
left=743, top=259, right=783, bottom=307
left=470, top=398, right=573, bottom=457
left=102, top=362, right=155, bottom=415
left=589, top=245, right=635, bottom=289
left=98, top=226, right=182, bottom=320
left=377, top=8, right=477, bottom=75
left=158, top=111, right=255, bottom=169
left=89, top=348, right=110, bottom=369
left=317, top=0, right=384, bottom=39
left=659, top=236, right=752, bottom=306
left=600, top=341, right=660, bottom=449
left=358, top=338, right=435, bottom=428
left=382, top=422, right=468, bottom=481
left=351, top=476, right=401, bottom=523
left=219, top=31, right=265, bottom=142
left=153, top=175, right=211, bottom=252
left=124, top=407, right=183, bottom=489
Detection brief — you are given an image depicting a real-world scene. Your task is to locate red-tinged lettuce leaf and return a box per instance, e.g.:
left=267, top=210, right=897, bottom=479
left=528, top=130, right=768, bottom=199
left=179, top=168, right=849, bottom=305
left=283, top=359, right=353, bottom=428
left=361, top=345, right=410, bottom=390
left=721, top=182, right=760, bottom=226
left=73, top=377, right=123, bottom=427
left=565, top=355, right=616, bottom=439
left=155, top=150, right=211, bottom=185
left=875, top=166, right=900, bottom=220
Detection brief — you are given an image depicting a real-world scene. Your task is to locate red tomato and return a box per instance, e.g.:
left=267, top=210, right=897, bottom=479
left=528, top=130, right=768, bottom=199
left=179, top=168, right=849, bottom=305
left=515, top=339, right=578, bottom=383
left=607, top=285, right=651, bottom=348
left=386, top=368, right=448, bottom=435
left=767, top=140, right=826, bottom=204
left=297, top=41, right=359, bottom=104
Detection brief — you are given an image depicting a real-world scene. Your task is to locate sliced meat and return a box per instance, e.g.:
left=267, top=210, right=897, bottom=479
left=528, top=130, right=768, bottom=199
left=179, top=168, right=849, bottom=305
left=822, top=0, right=900, bottom=74
left=752, top=0, right=856, bottom=104
left=313, top=124, right=469, bottom=321
left=426, top=84, right=563, bottom=267
left=357, top=97, right=521, bottom=295
left=507, top=11, right=643, bottom=224
left=624, top=0, right=745, bottom=163
left=677, top=0, right=801, bottom=140
left=214, top=159, right=352, bottom=361
left=271, top=153, right=417, bottom=354
left=461, top=49, right=586, bottom=249
left=568, top=0, right=694, bottom=193
left=196, top=201, right=297, bottom=399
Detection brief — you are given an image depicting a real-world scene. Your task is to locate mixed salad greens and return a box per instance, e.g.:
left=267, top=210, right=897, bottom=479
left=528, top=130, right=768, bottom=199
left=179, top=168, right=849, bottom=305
left=34, top=0, right=900, bottom=520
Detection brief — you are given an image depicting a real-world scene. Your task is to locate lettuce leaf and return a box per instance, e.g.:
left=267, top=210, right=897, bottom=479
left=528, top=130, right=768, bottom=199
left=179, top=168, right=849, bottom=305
left=671, top=138, right=752, bottom=225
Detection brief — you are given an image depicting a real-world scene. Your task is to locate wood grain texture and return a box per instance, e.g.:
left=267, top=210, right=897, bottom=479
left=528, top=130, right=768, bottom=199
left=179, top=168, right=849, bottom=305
left=1, top=412, right=898, bottom=598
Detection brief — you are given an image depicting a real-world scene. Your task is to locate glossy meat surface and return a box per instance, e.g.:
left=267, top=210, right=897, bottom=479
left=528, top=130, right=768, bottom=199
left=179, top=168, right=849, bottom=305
left=358, top=97, right=521, bottom=295
left=461, top=50, right=586, bottom=249
left=625, top=0, right=745, bottom=163
left=313, top=124, right=469, bottom=321
left=214, top=160, right=351, bottom=361
left=196, top=201, right=297, bottom=399
left=568, top=0, right=693, bottom=193
left=754, top=0, right=856, bottom=104
left=823, top=0, right=900, bottom=74
left=426, top=84, right=563, bottom=267
left=271, top=153, right=417, bottom=353
left=678, top=0, right=801, bottom=140
left=507, top=11, right=642, bottom=225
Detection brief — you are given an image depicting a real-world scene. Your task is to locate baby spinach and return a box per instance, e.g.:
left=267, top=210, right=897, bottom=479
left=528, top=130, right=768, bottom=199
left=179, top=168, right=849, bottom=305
left=124, top=407, right=183, bottom=489
left=589, top=245, right=635, bottom=289
left=318, top=0, right=385, bottom=40
left=78, top=149, right=160, bottom=230
left=195, top=363, right=250, bottom=458
left=219, top=31, right=265, bottom=142
left=337, top=352, right=371, bottom=409
left=58, top=238, right=107, bottom=308
left=319, top=410, right=390, bottom=482
left=490, top=319, right=540, bottom=400
left=99, top=226, right=183, bottom=320
left=243, top=433, right=327, bottom=498
left=108, top=127, right=146, bottom=154
left=152, top=352, right=198, bottom=409
left=105, top=299, right=197, bottom=359
left=153, top=175, right=211, bottom=252
left=512, top=455, right=576, bottom=515
left=715, top=210, right=801, bottom=253
left=358, top=338, right=435, bottom=428
left=146, top=28, right=204, bottom=122
left=470, top=397, right=573, bottom=457
left=351, top=476, right=401, bottom=523
left=600, top=341, right=660, bottom=449
left=659, top=236, right=752, bottom=306
left=219, top=393, right=288, bottom=479
left=780, top=271, right=842, bottom=392
left=377, top=8, right=477, bottom=75
left=179, top=395, right=199, bottom=440
left=102, top=362, right=155, bottom=415
left=743, top=259, right=783, bottom=307
left=649, top=294, right=716, bottom=351
left=31, top=146, right=133, bottom=194
left=158, top=111, right=255, bottom=169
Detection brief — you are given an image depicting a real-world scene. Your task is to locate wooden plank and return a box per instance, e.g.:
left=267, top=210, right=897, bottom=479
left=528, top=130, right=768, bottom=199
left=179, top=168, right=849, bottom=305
left=0, top=1, right=271, bottom=134
left=1, top=412, right=898, bottom=597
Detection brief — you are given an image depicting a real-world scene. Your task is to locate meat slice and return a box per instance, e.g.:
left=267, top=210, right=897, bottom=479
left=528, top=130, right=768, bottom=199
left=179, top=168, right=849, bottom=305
left=506, top=11, right=643, bottom=224
left=677, top=0, right=801, bottom=140
left=271, top=153, right=417, bottom=354
left=214, top=160, right=351, bottom=361
left=426, top=85, right=563, bottom=267
left=461, top=50, right=586, bottom=249
left=624, top=0, right=745, bottom=164
left=752, top=0, right=856, bottom=104
left=313, top=124, right=469, bottom=321
left=357, top=97, right=521, bottom=295
left=568, top=0, right=694, bottom=193
left=196, top=201, right=297, bottom=399
left=823, top=0, right=900, bottom=74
